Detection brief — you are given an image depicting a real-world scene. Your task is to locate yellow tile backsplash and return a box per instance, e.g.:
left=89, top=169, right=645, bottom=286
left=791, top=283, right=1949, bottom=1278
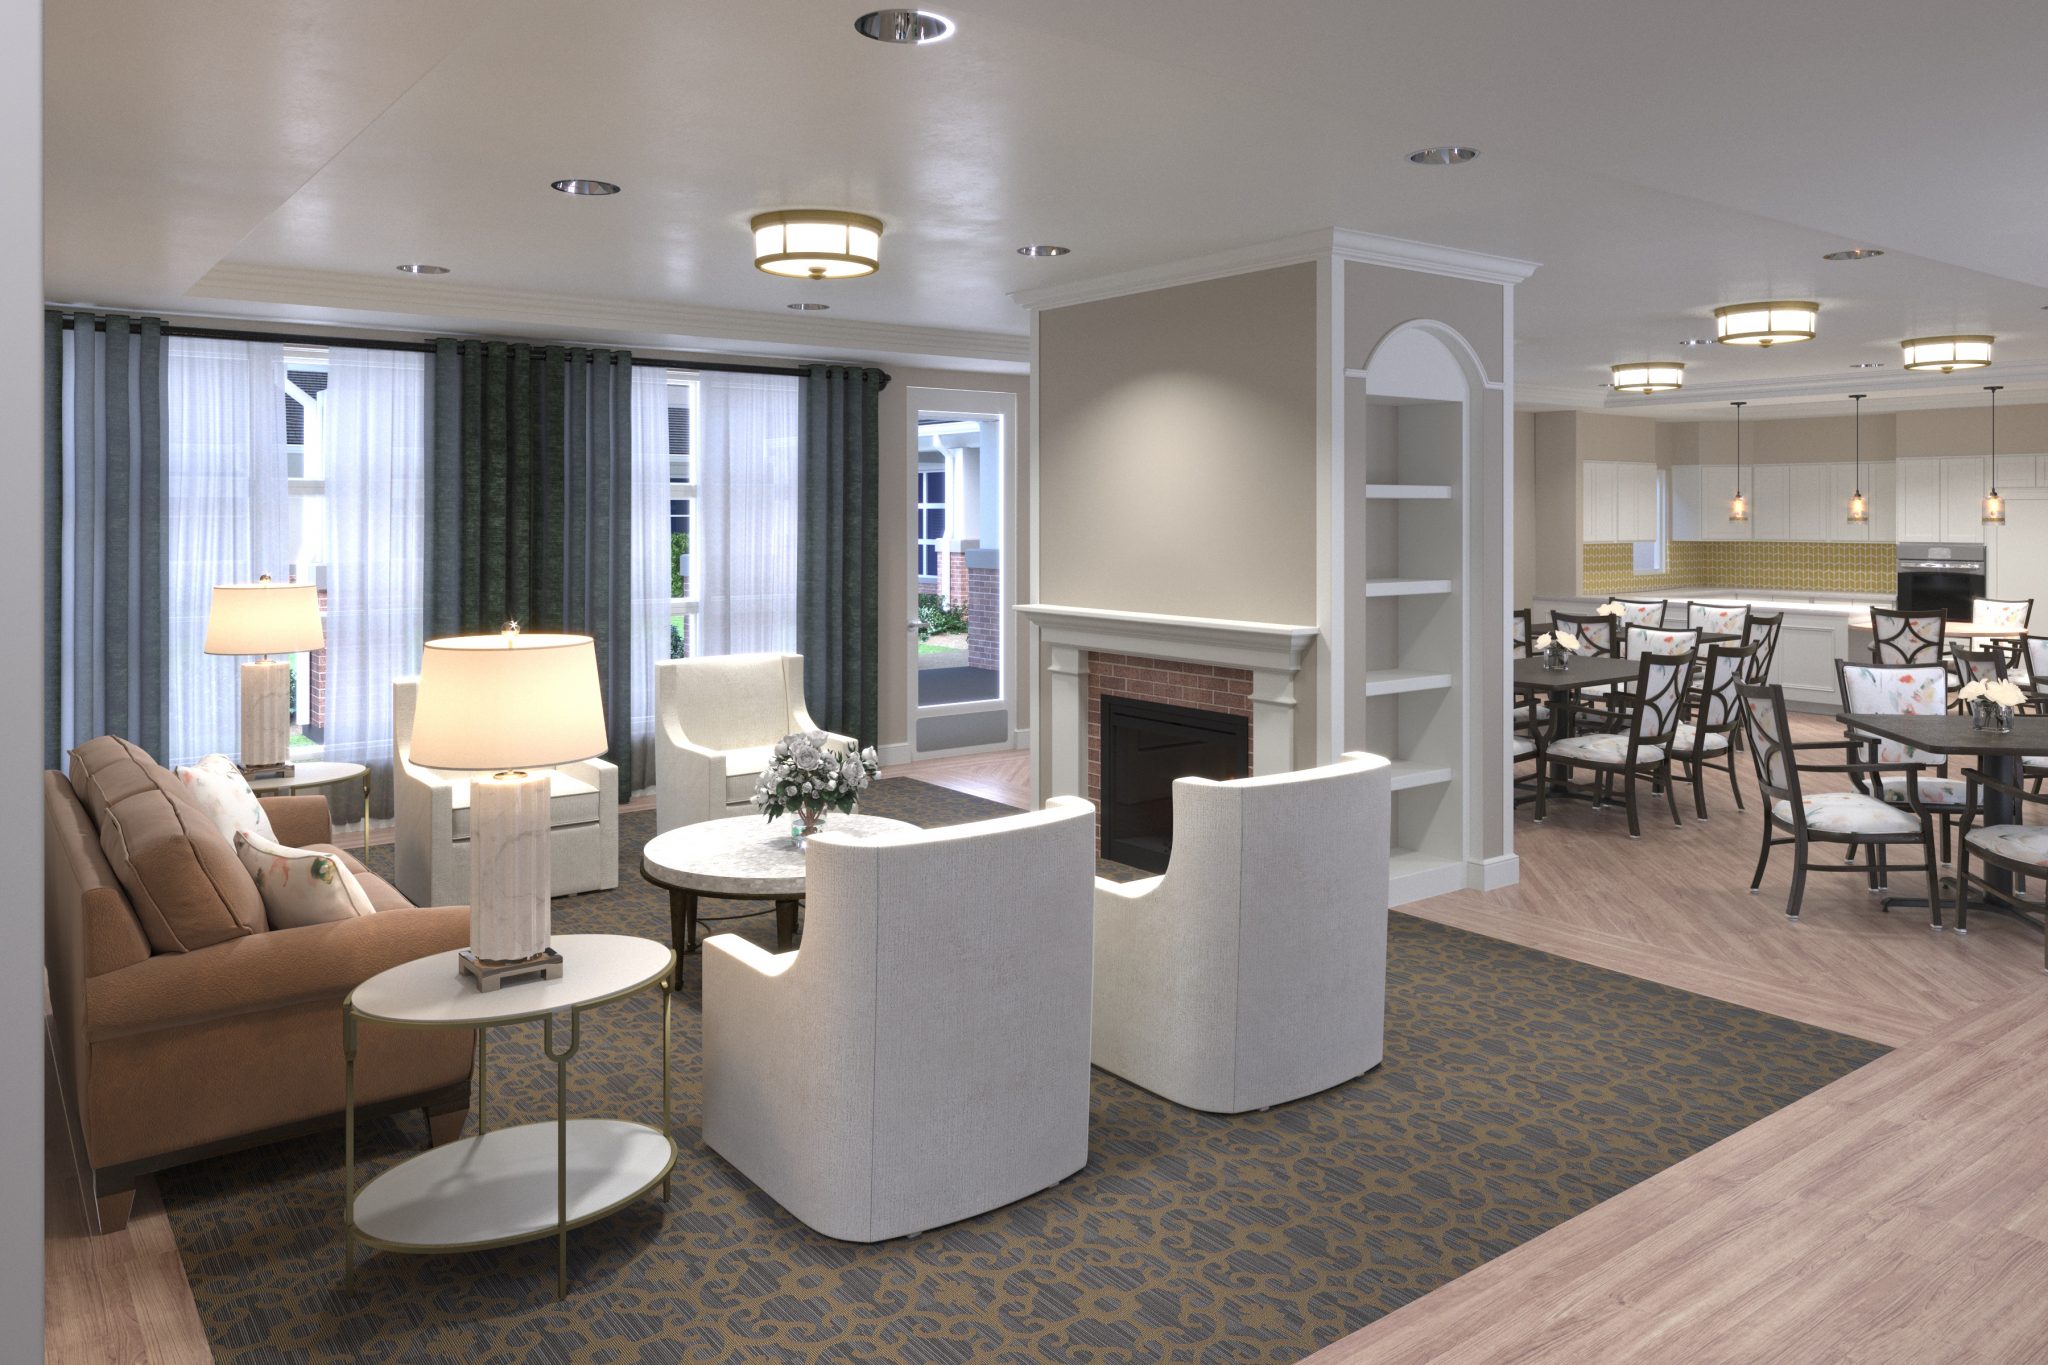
left=1582, top=541, right=1895, bottom=596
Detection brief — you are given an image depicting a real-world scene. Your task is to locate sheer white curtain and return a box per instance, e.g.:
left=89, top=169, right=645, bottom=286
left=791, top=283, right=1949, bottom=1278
left=630, top=367, right=673, bottom=790
left=695, top=371, right=800, bottom=655
left=322, top=348, right=427, bottom=816
left=165, top=337, right=288, bottom=768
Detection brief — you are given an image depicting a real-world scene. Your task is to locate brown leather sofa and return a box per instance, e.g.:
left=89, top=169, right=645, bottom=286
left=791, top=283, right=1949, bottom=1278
left=46, top=736, right=474, bottom=1233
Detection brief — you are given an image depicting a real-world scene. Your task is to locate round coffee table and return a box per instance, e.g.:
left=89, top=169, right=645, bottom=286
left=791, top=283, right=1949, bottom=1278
left=641, top=813, right=916, bottom=954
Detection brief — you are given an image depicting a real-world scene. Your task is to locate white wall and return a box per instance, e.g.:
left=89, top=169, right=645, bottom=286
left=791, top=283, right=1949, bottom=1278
left=5, top=0, right=43, bottom=1349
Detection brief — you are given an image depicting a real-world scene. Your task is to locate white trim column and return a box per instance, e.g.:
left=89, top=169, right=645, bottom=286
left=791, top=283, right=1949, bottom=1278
left=1044, top=642, right=1087, bottom=798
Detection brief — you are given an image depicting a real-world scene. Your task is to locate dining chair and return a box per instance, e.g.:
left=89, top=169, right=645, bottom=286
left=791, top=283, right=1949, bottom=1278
left=1949, top=644, right=2008, bottom=712
left=1623, top=625, right=1700, bottom=659
left=1550, top=612, right=1615, bottom=657
left=1511, top=608, right=1533, bottom=658
left=1971, top=597, right=2033, bottom=632
left=1545, top=650, right=1694, bottom=838
left=1738, top=682, right=1944, bottom=927
left=1607, top=597, right=1669, bottom=628
left=1955, top=769, right=2048, bottom=963
left=1670, top=640, right=1755, bottom=819
left=1687, top=601, right=1750, bottom=637
left=1835, top=659, right=1968, bottom=864
left=1513, top=691, right=1549, bottom=822
left=1742, top=612, right=1784, bottom=683
left=1868, top=607, right=1945, bottom=667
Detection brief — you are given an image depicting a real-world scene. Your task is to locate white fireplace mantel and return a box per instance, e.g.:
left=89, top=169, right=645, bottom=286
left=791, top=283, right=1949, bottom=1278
left=1017, top=603, right=1321, bottom=798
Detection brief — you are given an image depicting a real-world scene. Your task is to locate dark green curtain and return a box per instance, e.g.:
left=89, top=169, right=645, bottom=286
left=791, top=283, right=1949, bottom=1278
left=425, top=339, right=639, bottom=793
left=797, top=364, right=890, bottom=747
left=44, top=311, right=169, bottom=768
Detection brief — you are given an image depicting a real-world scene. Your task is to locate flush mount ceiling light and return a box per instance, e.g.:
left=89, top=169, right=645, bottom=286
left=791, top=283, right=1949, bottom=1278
left=854, top=9, right=955, bottom=43
left=551, top=179, right=621, bottom=196
left=787, top=302, right=830, bottom=311
left=1017, top=244, right=1070, bottom=257
left=396, top=263, right=449, bottom=275
left=1901, top=334, right=1993, bottom=373
left=1610, top=361, right=1685, bottom=394
left=750, top=210, right=883, bottom=279
left=1714, top=300, right=1819, bottom=347
left=1407, top=145, right=1478, bottom=165
left=1823, top=247, right=1884, bottom=261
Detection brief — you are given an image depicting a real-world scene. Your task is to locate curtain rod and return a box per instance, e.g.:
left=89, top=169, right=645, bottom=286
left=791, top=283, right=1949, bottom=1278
left=54, top=315, right=814, bottom=377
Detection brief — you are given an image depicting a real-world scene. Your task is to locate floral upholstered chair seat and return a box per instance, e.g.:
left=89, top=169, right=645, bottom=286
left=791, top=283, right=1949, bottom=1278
left=1770, top=791, right=1920, bottom=836
left=1962, top=823, right=2048, bottom=868
left=1548, top=732, right=1661, bottom=765
left=1513, top=703, right=1551, bottom=724
left=1672, top=722, right=1731, bottom=754
left=1513, top=735, right=1537, bottom=759
left=1838, top=663, right=1961, bottom=806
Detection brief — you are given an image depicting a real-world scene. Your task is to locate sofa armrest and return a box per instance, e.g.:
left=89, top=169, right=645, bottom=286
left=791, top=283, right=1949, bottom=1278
left=559, top=756, right=618, bottom=800
left=262, top=795, right=334, bottom=849
left=86, top=904, right=472, bottom=1041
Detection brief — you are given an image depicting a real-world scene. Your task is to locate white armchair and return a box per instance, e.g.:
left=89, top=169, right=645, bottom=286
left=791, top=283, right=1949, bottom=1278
left=702, top=796, right=1097, bottom=1242
left=655, top=653, right=855, bottom=832
left=1092, top=752, right=1391, bottom=1114
left=391, top=678, right=619, bottom=907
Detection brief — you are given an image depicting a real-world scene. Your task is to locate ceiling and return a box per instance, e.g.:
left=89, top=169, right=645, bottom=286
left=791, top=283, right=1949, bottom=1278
left=44, top=0, right=2048, bottom=405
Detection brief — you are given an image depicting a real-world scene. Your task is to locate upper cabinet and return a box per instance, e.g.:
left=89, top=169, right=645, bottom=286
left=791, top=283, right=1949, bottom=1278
left=1581, top=460, right=1658, bottom=542
left=1670, top=460, right=1899, bottom=543
left=1750, top=465, right=1790, bottom=541
left=1891, top=456, right=2012, bottom=544
left=1669, top=464, right=1704, bottom=541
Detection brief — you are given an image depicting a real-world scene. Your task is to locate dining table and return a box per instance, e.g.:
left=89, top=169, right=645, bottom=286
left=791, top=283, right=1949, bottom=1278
left=1515, top=653, right=1642, bottom=802
left=1836, top=709, right=2048, bottom=931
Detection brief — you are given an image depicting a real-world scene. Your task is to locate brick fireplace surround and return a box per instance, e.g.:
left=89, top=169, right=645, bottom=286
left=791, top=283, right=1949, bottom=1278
left=1084, top=652, right=1254, bottom=816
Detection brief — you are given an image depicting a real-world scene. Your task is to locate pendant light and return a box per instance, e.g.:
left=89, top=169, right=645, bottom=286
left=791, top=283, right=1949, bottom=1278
left=1983, top=384, right=2006, bottom=525
left=1729, top=401, right=1749, bottom=522
left=1846, top=393, right=1869, bottom=524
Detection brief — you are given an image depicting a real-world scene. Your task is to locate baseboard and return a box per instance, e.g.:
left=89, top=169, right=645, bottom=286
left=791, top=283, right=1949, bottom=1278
left=1471, top=854, right=1522, bottom=892
left=877, top=743, right=915, bottom=767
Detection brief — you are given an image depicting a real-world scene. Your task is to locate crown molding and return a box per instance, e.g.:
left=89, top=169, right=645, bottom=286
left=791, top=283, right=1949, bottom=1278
left=1598, top=359, right=2048, bottom=416
left=1010, top=228, right=1540, bottom=313
left=184, top=263, right=1032, bottom=368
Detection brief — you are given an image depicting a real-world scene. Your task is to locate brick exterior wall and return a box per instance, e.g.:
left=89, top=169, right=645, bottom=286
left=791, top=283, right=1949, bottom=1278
left=1085, top=652, right=1254, bottom=849
left=304, top=587, right=330, bottom=741
left=947, top=550, right=970, bottom=608
left=966, top=565, right=1001, bottom=672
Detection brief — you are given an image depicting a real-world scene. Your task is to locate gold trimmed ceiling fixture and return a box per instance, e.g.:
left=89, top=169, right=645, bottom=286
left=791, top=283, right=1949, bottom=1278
left=1609, top=361, right=1684, bottom=394
left=1846, top=393, right=1868, bottom=524
left=1983, top=384, right=2006, bottom=525
left=1901, top=334, right=1993, bottom=373
left=750, top=211, right=884, bottom=279
left=1729, top=400, right=1749, bottom=522
left=1714, top=300, right=1819, bottom=347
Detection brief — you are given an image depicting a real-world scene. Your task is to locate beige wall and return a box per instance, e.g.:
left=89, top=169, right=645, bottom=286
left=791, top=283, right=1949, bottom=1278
left=1036, top=264, right=1320, bottom=623
left=1530, top=412, right=1583, bottom=597
left=1513, top=409, right=1536, bottom=604
left=876, top=366, right=1033, bottom=750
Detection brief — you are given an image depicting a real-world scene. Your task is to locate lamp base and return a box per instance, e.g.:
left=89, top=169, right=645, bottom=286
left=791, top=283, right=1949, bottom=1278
left=457, top=945, right=564, bottom=992
left=465, top=769, right=554, bottom=989
left=238, top=659, right=293, bottom=772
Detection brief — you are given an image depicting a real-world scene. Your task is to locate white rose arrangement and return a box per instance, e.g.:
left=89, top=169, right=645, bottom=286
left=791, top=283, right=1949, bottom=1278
left=1958, top=678, right=2026, bottom=709
left=1595, top=602, right=1626, bottom=618
left=752, top=731, right=882, bottom=835
left=1533, top=630, right=1580, bottom=654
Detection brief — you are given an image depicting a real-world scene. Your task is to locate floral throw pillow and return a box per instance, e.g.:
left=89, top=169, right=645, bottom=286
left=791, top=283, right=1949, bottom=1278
left=176, top=753, right=276, bottom=844
left=234, top=831, right=376, bottom=929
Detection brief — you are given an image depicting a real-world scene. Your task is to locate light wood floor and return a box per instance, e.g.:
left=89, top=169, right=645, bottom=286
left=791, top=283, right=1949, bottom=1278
left=44, top=730, right=2048, bottom=1362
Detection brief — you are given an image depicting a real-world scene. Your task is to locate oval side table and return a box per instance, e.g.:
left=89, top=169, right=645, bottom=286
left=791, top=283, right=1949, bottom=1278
left=341, top=932, right=675, bottom=1300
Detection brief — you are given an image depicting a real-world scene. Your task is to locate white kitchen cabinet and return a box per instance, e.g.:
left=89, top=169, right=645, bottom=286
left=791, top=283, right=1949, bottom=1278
left=1581, top=461, right=1617, bottom=541
left=1895, top=458, right=1943, bottom=542
left=1580, top=460, right=1657, bottom=542
left=1785, top=464, right=1828, bottom=541
left=1698, top=464, right=1741, bottom=540
left=1669, top=464, right=1703, bottom=541
left=1750, top=465, right=1789, bottom=541
left=1938, top=456, right=1989, bottom=543
left=1829, top=461, right=1893, bottom=542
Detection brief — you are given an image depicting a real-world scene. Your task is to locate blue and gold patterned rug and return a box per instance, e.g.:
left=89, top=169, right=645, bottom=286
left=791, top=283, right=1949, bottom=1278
left=159, top=780, right=1887, bottom=1363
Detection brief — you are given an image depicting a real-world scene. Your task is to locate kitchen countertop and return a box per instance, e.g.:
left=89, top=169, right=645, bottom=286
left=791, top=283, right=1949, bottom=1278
left=1538, top=589, right=1893, bottom=620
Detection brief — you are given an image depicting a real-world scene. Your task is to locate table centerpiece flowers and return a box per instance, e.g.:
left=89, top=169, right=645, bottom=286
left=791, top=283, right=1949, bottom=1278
left=1533, top=629, right=1580, bottom=672
left=752, top=731, right=883, bottom=842
left=1958, top=677, right=2026, bottom=733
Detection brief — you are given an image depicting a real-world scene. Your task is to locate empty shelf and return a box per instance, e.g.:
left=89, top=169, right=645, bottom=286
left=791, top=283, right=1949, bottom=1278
left=1363, top=669, right=1454, bottom=696
left=1386, top=762, right=1454, bottom=791
left=1364, top=483, right=1453, bottom=500
left=1364, top=578, right=1452, bottom=598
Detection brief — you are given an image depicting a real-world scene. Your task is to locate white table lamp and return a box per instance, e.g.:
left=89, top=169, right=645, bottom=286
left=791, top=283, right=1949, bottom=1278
left=408, top=626, right=608, bottom=990
left=203, top=576, right=325, bottom=778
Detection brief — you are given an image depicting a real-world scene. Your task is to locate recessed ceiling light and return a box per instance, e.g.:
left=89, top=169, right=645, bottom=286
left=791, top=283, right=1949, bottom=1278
left=1407, top=146, right=1478, bottom=166
left=1851, top=361, right=1883, bottom=368
left=1678, top=337, right=1712, bottom=347
left=1017, top=244, right=1070, bottom=257
left=551, top=179, right=621, bottom=196
left=854, top=9, right=955, bottom=43
left=787, top=302, right=830, bottom=311
left=395, top=263, right=449, bottom=275
left=1823, top=247, right=1884, bottom=261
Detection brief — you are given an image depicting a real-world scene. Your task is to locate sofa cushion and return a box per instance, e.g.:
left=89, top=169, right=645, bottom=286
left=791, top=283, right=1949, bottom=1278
left=725, top=745, right=775, bottom=804
left=69, top=736, right=267, bottom=953
left=446, top=768, right=601, bottom=840
left=235, top=831, right=376, bottom=928
left=176, top=753, right=277, bottom=844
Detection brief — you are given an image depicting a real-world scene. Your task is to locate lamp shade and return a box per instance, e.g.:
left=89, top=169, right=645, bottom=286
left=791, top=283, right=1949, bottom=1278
left=1901, top=335, right=1993, bottom=373
left=408, top=632, right=607, bottom=771
left=750, top=210, right=883, bottom=279
left=203, top=581, right=325, bottom=656
left=1714, top=300, right=1819, bottom=347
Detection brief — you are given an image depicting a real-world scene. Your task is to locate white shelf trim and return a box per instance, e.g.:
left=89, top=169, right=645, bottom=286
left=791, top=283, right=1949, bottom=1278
left=1364, top=483, right=1453, bottom=500
left=1364, top=579, right=1453, bottom=598
left=1386, top=761, right=1454, bottom=791
left=1362, top=669, right=1454, bottom=697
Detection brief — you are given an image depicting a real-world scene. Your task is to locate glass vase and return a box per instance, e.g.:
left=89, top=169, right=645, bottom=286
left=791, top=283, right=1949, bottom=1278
left=1543, top=645, right=1571, bottom=672
left=1971, top=699, right=2013, bottom=734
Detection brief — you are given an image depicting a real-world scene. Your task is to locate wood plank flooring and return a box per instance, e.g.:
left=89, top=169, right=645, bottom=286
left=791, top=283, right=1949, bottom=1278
left=44, top=729, right=2048, bottom=1362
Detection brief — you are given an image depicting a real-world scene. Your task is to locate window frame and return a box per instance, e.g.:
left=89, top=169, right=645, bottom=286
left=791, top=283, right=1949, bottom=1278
left=666, top=372, right=700, bottom=659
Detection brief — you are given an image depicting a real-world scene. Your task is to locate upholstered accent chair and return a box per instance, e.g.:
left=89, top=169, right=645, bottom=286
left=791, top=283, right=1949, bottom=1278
left=47, top=737, right=472, bottom=1234
left=701, top=798, right=1097, bottom=1242
left=1688, top=601, right=1751, bottom=637
left=1869, top=608, right=1945, bottom=667
left=1607, top=597, right=1669, bottom=628
left=1090, top=755, right=1392, bottom=1114
left=1547, top=650, right=1695, bottom=837
left=392, top=678, right=619, bottom=906
left=1671, top=640, right=1756, bottom=819
left=1740, top=683, right=1944, bottom=925
left=1743, top=611, right=1784, bottom=682
left=1955, top=771, right=2048, bottom=962
left=654, top=653, right=856, bottom=832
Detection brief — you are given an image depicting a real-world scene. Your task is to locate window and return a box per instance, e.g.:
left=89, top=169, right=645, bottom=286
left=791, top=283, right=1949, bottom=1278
left=666, top=374, right=699, bottom=659
left=917, top=468, right=947, bottom=580
left=1632, top=469, right=1666, bottom=574
left=282, top=346, right=329, bottom=749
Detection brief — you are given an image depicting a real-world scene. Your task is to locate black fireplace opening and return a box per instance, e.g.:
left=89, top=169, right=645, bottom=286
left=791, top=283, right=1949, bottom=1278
left=1100, top=695, right=1250, bottom=873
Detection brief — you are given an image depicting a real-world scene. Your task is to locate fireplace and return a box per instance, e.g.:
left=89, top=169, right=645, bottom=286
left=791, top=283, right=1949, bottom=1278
left=1099, top=695, right=1251, bottom=873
